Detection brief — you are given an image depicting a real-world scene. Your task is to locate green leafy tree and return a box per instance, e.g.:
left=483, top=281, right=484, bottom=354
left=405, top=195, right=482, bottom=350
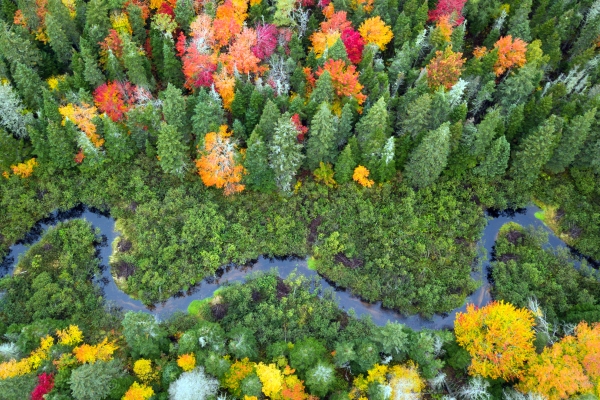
left=373, top=321, right=407, bottom=359
left=290, top=337, right=327, bottom=375
left=546, top=109, right=596, bottom=174
left=474, top=135, right=510, bottom=178
left=121, top=311, right=168, bottom=359
left=69, top=359, right=124, bottom=400
left=227, top=327, right=259, bottom=360
left=305, top=361, right=336, bottom=397
left=269, top=115, right=304, bottom=194
left=157, top=122, right=188, bottom=178
left=307, top=102, right=337, bottom=170
left=404, top=122, right=451, bottom=188
left=244, top=130, right=276, bottom=192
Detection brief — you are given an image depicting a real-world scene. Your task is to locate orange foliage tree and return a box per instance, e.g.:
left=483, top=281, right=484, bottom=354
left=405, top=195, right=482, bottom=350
left=353, top=165, right=374, bottom=187
left=427, top=46, right=465, bottom=90
left=214, top=70, right=236, bottom=110
left=316, top=59, right=366, bottom=105
left=10, top=158, right=38, bottom=178
left=72, top=338, right=118, bottom=364
left=493, top=35, right=528, bottom=76
left=358, top=16, right=393, bottom=51
left=177, top=353, right=196, bottom=371
left=123, top=382, right=154, bottom=400
left=93, top=81, right=135, bottom=122
left=455, top=301, right=536, bottom=380
left=58, top=103, right=103, bottom=147
left=517, top=322, right=600, bottom=399
left=196, top=125, right=245, bottom=195
left=223, top=358, right=256, bottom=397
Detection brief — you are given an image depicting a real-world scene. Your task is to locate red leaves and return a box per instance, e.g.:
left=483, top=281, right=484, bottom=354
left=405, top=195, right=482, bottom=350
left=93, top=81, right=135, bottom=122
left=31, top=373, right=54, bottom=400
left=428, top=0, right=467, bottom=26
left=99, top=29, right=124, bottom=61
left=252, top=24, right=278, bottom=60
left=341, top=28, right=364, bottom=64
left=291, top=114, right=308, bottom=142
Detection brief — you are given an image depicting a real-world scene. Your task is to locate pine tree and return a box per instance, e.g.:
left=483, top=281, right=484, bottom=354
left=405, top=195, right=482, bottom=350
left=127, top=4, right=147, bottom=44
left=474, top=135, right=510, bottom=177
left=0, top=21, right=42, bottom=68
left=192, top=90, right=225, bottom=141
left=157, top=122, right=188, bottom=178
left=45, top=13, right=73, bottom=64
left=162, top=38, right=184, bottom=87
left=269, top=115, right=304, bottom=194
left=307, top=102, right=337, bottom=170
left=12, top=62, right=43, bottom=110
left=404, top=122, right=451, bottom=188
left=123, top=38, right=149, bottom=88
left=244, top=130, right=276, bottom=192
left=245, top=88, right=266, bottom=134
left=327, top=39, right=349, bottom=63
left=335, top=140, right=357, bottom=184
left=80, top=38, right=105, bottom=88
left=398, top=93, right=432, bottom=139
left=507, top=0, right=532, bottom=41
left=307, top=71, right=334, bottom=118
left=470, top=108, right=502, bottom=157
left=160, top=84, right=186, bottom=130
left=105, top=50, right=125, bottom=82
left=546, top=109, right=596, bottom=174
left=509, top=116, right=559, bottom=190
left=355, top=97, right=390, bottom=179
left=393, top=12, right=412, bottom=50
left=230, top=81, right=254, bottom=123
left=336, top=103, right=354, bottom=148
left=104, top=117, right=136, bottom=163
left=46, top=121, right=76, bottom=170
left=378, top=136, right=396, bottom=181
left=253, top=99, right=281, bottom=142
left=0, top=82, right=34, bottom=138
left=84, top=0, right=110, bottom=48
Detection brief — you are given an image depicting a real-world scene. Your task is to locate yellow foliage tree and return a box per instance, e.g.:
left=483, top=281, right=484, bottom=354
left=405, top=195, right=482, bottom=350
left=122, top=382, right=154, bottom=400
left=350, top=362, right=424, bottom=399
left=455, top=301, right=536, bottom=380
left=56, top=325, right=84, bottom=346
left=133, top=359, right=157, bottom=382
left=224, top=358, right=256, bottom=397
left=353, top=165, right=374, bottom=187
left=73, top=338, right=118, bottom=364
left=358, top=16, right=393, bottom=50
left=10, top=158, right=38, bottom=178
left=256, top=362, right=284, bottom=399
left=0, top=336, right=54, bottom=379
left=59, top=103, right=104, bottom=147
left=177, top=353, right=196, bottom=372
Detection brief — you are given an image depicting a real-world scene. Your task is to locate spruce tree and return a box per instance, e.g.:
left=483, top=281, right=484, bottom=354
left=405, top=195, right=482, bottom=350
left=398, top=93, right=432, bottom=138
left=105, top=50, right=125, bottom=82
left=127, top=4, right=147, bottom=44
left=157, top=122, right=188, bottom=178
left=162, top=38, right=184, bottom=87
left=336, top=103, right=354, bottom=148
left=12, top=62, right=43, bottom=110
left=230, top=81, right=254, bottom=123
left=253, top=99, right=281, bottom=142
left=307, top=71, right=334, bottom=118
left=335, top=141, right=357, bottom=184
left=47, top=121, right=76, bottom=171
left=175, top=0, right=195, bottom=33
left=244, top=130, right=276, bottom=192
left=378, top=136, right=396, bottom=181
left=45, top=13, right=72, bottom=64
left=474, top=135, right=510, bottom=178
left=404, top=122, right=451, bottom=188
left=269, top=115, right=304, bottom=194
left=393, top=12, right=412, bottom=50
left=80, top=38, right=105, bottom=88
left=244, top=88, right=265, bottom=134
left=355, top=97, right=390, bottom=178
left=546, top=109, right=596, bottom=174
left=104, top=117, right=135, bottom=163
left=509, top=116, right=559, bottom=190
left=123, top=38, right=149, bottom=88
left=470, top=108, right=503, bottom=157
left=327, top=39, right=349, bottom=62
left=507, top=0, right=532, bottom=41
left=160, top=84, right=186, bottom=130
left=84, top=0, right=110, bottom=48
left=306, top=102, right=337, bottom=170
left=192, top=90, right=225, bottom=140
left=0, top=21, right=42, bottom=68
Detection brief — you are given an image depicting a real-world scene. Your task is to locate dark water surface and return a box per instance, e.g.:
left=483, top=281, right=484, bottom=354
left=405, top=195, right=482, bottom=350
left=0, top=204, right=591, bottom=330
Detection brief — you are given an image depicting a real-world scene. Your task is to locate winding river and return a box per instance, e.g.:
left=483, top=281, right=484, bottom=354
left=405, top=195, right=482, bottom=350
left=0, top=204, right=593, bottom=330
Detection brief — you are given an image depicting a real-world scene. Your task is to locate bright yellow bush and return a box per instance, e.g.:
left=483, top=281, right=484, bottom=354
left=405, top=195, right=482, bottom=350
left=73, top=338, right=118, bottom=364
left=133, top=359, right=157, bottom=382
left=256, top=362, right=284, bottom=399
left=177, top=353, right=196, bottom=372
left=122, top=382, right=154, bottom=400
left=57, top=325, right=84, bottom=346
left=0, top=336, right=54, bottom=379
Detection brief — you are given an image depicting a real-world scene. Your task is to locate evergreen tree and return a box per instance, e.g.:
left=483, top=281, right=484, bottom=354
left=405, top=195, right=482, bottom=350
left=393, top=12, right=412, bottom=50
left=103, top=117, right=136, bottom=163
left=404, top=122, right=451, bottom=188
left=244, top=130, right=276, bottom=192
left=123, top=38, right=149, bottom=88
left=46, top=121, right=76, bottom=171
left=245, top=87, right=266, bottom=134
left=378, top=136, right=396, bottom=181
left=105, top=50, right=125, bottom=82
left=79, top=38, right=105, bottom=88
left=162, top=38, right=184, bottom=87
left=398, top=93, right=432, bottom=139
left=356, top=97, right=390, bottom=179
left=157, top=122, right=188, bottom=178
left=470, top=108, right=503, bottom=157
left=12, top=62, right=43, bottom=110
left=327, top=39, right=349, bottom=63
left=253, top=99, right=281, bottom=142
left=45, top=13, right=73, bottom=64
left=160, top=84, right=186, bottom=130
left=509, top=116, right=559, bottom=190
left=175, top=0, right=195, bottom=33
left=0, top=21, right=42, bottom=68
left=192, top=90, right=225, bottom=140
left=306, top=102, right=337, bottom=170
left=127, top=3, right=147, bottom=44
left=269, top=115, right=304, bottom=194
left=335, top=140, right=357, bottom=184
left=546, top=109, right=596, bottom=174
left=474, top=135, right=510, bottom=177
left=307, top=71, right=334, bottom=118
left=336, top=103, right=354, bottom=148
left=507, top=0, right=532, bottom=41
left=230, top=81, right=254, bottom=123
left=84, top=0, right=110, bottom=48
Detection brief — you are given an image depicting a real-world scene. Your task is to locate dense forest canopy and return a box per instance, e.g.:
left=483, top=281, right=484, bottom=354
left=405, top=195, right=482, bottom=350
left=0, top=0, right=599, bottom=397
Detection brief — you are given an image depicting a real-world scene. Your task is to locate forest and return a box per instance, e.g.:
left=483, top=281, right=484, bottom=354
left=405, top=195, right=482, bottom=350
left=0, top=0, right=599, bottom=397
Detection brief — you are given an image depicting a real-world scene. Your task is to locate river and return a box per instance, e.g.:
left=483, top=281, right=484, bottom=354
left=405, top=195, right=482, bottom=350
left=0, top=204, right=592, bottom=330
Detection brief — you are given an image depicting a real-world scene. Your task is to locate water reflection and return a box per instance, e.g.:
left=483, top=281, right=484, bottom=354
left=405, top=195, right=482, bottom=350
left=1, top=204, right=595, bottom=330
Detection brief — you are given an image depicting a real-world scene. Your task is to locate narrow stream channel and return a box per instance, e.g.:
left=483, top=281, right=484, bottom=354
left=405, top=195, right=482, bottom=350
left=0, top=204, right=592, bottom=330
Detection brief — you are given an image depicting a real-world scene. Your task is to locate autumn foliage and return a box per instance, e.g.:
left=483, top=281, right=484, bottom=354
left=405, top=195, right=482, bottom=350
left=317, top=59, right=366, bottom=105
left=31, top=373, right=54, bottom=400
left=177, top=353, right=196, bottom=371
left=73, top=338, right=118, bottom=364
left=517, top=322, right=600, bottom=399
left=93, top=81, right=135, bottom=122
left=428, top=0, right=466, bottom=25
left=353, top=165, right=374, bottom=187
left=123, top=382, right=155, bottom=400
left=493, top=36, right=528, bottom=76
left=427, top=46, right=466, bottom=90
left=10, top=158, right=38, bottom=178
left=59, top=103, right=103, bottom=147
left=0, top=336, right=54, bottom=379
left=358, top=16, right=393, bottom=51
left=455, top=301, right=536, bottom=380
left=196, top=125, right=245, bottom=195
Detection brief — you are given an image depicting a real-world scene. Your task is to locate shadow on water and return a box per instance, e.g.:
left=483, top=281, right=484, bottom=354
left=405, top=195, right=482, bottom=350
left=1, top=204, right=596, bottom=330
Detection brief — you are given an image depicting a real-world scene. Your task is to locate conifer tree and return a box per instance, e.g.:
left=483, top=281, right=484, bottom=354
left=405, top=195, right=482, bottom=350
left=46, top=121, right=76, bottom=170
left=393, top=12, right=412, bottom=50
left=0, top=21, right=42, bottom=68
left=355, top=97, right=389, bottom=179
left=127, top=4, right=147, bottom=44
left=244, top=130, right=276, bottom=192
left=507, top=0, right=532, bottom=41
left=45, top=13, right=73, bottom=64
left=245, top=88, right=266, bottom=134
left=307, top=71, right=334, bottom=118
left=327, top=39, right=349, bottom=63
left=192, top=90, right=225, bottom=141
left=470, top=108, right=502, bottom=157
left=269, top=115, right=304, bottom=194
left=84, top=0, right=110, bottom=48
left=509, top=116, right=559, bottom=190
left=104, top=117, right=136, bottom=163
left=253, top=99, right=281, bottom=142
left=378, top=136, right=396, bottom=181
left=80, top=38, right=105, bottom=88
left=546, top=109, right=596, bottom=174
left=123, top=38, right=149, bottom=88
left=307, top=102, right=337, bottom=170
left=175, top=0, right=195, bottom=33
left=157, top=122, right=188, bottom=178
left=404, top=122, right=451, bottom=188
left=473, top=135, right=510, bottom=178
left=335, top=140, right=357, bottom=184
left=162, top=38, right=184, bottom=87
left=230, top=82, right=254, bottom=123
left=336, top=103, right=354, bottom=148
left=160, top=84, right=186, bottom=130
left=398, top=93, right=432, bottom=139
left=12, top=62, right=43, bottom=110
